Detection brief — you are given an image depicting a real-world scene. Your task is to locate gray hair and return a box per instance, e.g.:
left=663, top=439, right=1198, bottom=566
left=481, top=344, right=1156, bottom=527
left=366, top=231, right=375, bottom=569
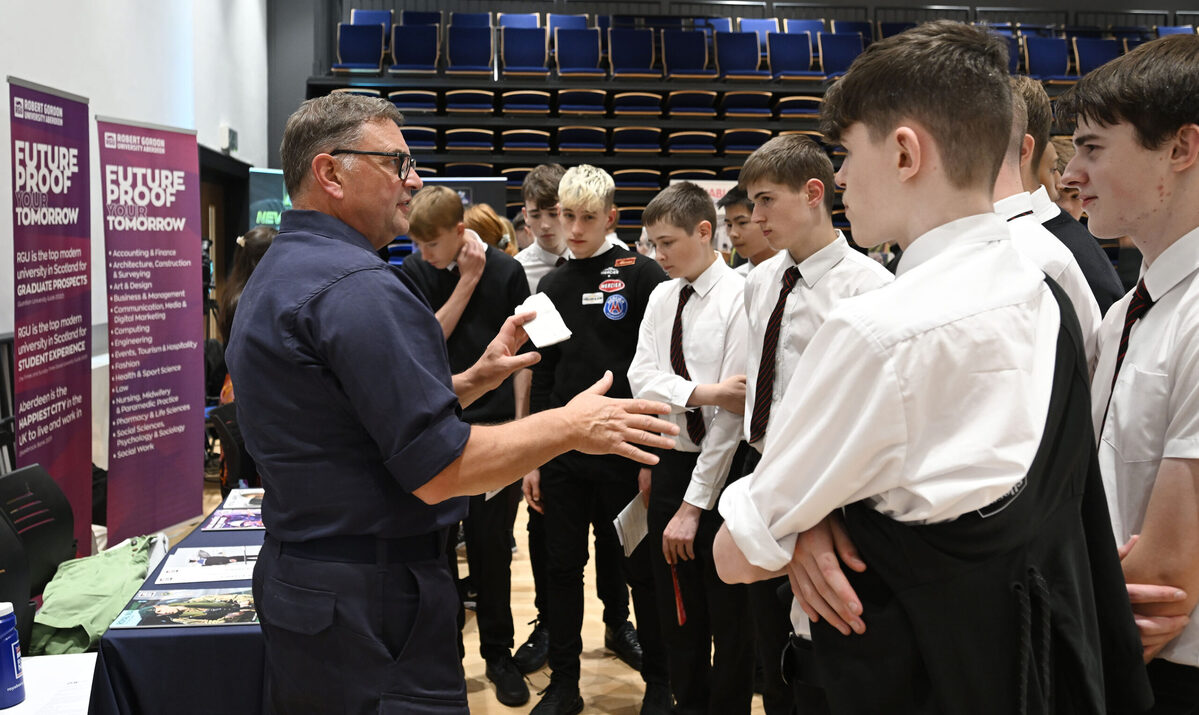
left=279, top=93, right=404, bottom=196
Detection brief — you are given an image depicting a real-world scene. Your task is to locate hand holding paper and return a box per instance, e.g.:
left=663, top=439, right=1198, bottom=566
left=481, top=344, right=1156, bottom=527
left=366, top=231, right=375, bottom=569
left=516, top=293, right=572, bottom=348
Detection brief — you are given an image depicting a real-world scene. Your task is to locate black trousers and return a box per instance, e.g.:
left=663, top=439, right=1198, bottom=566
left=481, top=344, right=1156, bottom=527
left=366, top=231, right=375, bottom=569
left=1148, top=660, right=1199, bottom=714
left=783, top=635, right=831, bottom=715
left=646, top=447, right=753, bottom=715
left=255, top=534, right=467, bottom=714
left=743, top=448, right=798, bottom=715
left=528, top=498, right=631, bottom=627
left=540, top=455, right=667, bottom=686
left=461, top=481, right=521, bottom=660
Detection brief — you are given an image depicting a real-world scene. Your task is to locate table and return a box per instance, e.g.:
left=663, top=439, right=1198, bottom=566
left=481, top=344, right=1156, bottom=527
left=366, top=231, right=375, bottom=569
left=87, top=521, right=266, bottom=715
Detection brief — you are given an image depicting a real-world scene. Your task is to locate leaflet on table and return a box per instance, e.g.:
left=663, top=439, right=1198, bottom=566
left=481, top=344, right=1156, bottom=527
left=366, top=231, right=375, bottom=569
left=110, top=587, right=258, bottom=628
left=613, top=493, right=649, bottom=558
left=201, top=509, right=264, bottom=531
left=155, top=545, right=260, bottom=585
left=222, top=488, right=264, bottom=510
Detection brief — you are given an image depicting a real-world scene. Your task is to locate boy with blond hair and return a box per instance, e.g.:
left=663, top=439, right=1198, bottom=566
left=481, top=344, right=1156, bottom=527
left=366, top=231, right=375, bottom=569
left=403, top=184, right=533, bottom=707
left=714, top=22, right=1150, bottom=713
left=628, top=181, right=754, bottom=713
left=529, top=165, right=670, bottom=715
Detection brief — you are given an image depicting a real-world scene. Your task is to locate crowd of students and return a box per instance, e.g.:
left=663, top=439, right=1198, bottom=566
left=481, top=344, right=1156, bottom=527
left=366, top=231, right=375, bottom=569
left=391, top=21, right=1198, bottom=715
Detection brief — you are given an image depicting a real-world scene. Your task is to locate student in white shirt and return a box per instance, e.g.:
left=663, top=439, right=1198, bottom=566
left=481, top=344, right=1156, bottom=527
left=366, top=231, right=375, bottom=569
left=713, top=21, right=1150, bottom=713
left=628, top=181, right=752, bottom=714
left=1060, top=34, right=1199, bottom=711
left=515, top=164, right=570, bottom=295
left=993, top=81, right=1101, bottom=373
left=717, top=186, right=777, bottom=276
left=737, top=133, right=893, bottom=714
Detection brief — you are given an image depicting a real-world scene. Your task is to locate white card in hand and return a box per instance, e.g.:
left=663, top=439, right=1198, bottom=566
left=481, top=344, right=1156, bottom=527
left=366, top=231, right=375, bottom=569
left=613, top=493, right=649, bottom=558
left=516, top=292, right=572, bottom=348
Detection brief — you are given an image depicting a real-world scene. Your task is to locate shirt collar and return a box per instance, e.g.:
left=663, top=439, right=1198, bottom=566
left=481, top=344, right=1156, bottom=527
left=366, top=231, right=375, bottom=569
left=993, top=191, right=1036, bottom=221
left=897, top=213, right=1010, bottom=276
left=532, top=241, right=568, bottom=265
left=1030, top=185, right=1062, bottom=222
left=570, top=241, right=616, bottom=260
left=684, top=253, right=731, bottom=298
left=1143, top=224, right=1199, bottom=301
left=280, top=209, right=378, bottom=255
left=795, top=231, right=851, bottom=288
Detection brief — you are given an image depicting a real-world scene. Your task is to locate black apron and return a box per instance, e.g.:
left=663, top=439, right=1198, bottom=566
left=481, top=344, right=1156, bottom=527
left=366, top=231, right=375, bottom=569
left=810, top=278, right=1154, bottom=715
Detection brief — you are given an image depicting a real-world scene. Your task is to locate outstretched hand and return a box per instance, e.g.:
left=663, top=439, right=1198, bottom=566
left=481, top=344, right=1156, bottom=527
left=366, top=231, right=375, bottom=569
left=564, top=371, right=679, bottom=466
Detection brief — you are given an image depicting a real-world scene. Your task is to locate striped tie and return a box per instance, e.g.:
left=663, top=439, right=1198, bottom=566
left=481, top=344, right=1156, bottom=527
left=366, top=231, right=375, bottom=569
left=671, top=285, right=706, bottom=446
left=1111, top=279, right=1155, bottom=392
left=749, top=266, right=800, bottom=444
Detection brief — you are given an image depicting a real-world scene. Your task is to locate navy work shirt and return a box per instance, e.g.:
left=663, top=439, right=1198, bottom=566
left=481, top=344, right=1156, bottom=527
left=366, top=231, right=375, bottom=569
left=226, top=210, right=470, bottom=542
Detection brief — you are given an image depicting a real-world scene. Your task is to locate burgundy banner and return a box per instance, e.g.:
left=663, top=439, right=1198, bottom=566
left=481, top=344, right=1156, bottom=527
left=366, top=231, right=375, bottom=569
left=98, top=117, right=202, bottom=543
left=8, top=78, right=92, bottom=555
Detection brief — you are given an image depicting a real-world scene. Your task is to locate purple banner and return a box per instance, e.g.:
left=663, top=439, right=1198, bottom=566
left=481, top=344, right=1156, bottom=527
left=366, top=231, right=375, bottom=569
left=98, top=118, right=202, bottom=543
left=8, top=78, right=92, bottom=556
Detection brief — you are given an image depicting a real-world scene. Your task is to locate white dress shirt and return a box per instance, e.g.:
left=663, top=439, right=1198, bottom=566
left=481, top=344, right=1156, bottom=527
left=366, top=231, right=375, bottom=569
left=735, top=258, right=765, bottom=277
left=628, top=257, right=748, bottom=510
left=1091, top=224, right=1199, bottom=668
left=1030, top=185, right=1062, bottom=223
left=515, top=240, right=568, bottom=294
left=996, top=192, right=1100, bottom=373
left=719, top=214, right=1060, bottom=632
left=743, top=232, right=893, bottom=452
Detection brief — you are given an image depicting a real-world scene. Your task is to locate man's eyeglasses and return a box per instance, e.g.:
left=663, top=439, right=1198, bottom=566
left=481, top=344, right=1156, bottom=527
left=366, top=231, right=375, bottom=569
left=329, top=149, right=416, bottom=180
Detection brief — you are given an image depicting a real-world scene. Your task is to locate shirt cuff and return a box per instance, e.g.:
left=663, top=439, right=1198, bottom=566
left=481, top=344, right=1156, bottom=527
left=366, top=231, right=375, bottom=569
left=384, top=408, right=472, bottom=493
left=717, top=478, right=794, bottom=572
left=683, top=484, right=716, bottom=512
left=1163, top=437, right=1199, bottom=461
left=671, top=380, right=698, bottom=411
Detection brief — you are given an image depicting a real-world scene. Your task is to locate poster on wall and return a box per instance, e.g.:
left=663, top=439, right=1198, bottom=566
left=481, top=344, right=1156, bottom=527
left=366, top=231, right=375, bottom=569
left=7, top=77, right=92, bottom=555
left=97, top=116, right=203, bottom=543
left=669, top=178, right=737, bottom=255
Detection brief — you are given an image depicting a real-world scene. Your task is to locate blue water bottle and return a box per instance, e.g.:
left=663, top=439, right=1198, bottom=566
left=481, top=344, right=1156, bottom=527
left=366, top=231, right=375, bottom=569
left=0, top=603, right=24, bottom=708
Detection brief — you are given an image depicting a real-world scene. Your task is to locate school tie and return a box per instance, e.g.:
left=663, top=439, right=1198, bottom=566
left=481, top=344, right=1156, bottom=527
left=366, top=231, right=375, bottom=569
left=555, top=256, right=567, bottom=267
left=749, top=266, right=801, bottom=444
left=671, top=285, right=706, bottom=446
left=1102, top=278, right=1155, bottom=431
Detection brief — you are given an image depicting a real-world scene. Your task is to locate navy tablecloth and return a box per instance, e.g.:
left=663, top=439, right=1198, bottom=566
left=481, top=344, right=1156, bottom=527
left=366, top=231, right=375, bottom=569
left=87, top=522, right=267, bottom=715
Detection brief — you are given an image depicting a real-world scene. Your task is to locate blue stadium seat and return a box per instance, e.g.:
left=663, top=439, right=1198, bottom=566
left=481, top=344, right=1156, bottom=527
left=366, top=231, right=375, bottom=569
left=666, top=131, right=718, bottom=154
left=558, top=88, right=607, bottom=115
left=501, top=167, right=532, bottom=187
left=878, top=21, right=915, bottom=38
left=558, top=126, right=607, bottom=153
left=662, top=30, right=717, bottom=79
left=721, top=128, right=772, bottom=155
left=644, top=16, right=685, bottom=31
left=818, top=32, right=863, bottom=78
left=774, top=95, right=822, bottom=118
left=1110, top=26, right=1153, bottom=42
left=669, top=168, right=717, bottom=181
left=400, top=11, right=441, bottom=26
left=768, top=32, right=822, bottom=80
left=548, top=13, right=589, bottom=34
left=402, top=126, right=438, bottom=151
left=614, top=169, right=662, bottom=191
left=556, top=28, right=606, bottom=78
left=785, top=19, right=825, bottom=36
left=738, top=18, right=780, bottom=55
left=502, top=27, right=550, bottom=77
left=609, top=29, right=661, bottom=78
left=351, top=9, right=394, bottom=50
left=331, top=87, right=381, bottom=97
left=502, top=90, right=551, bottom=114
left=451, top=12, right=491, bottom=27
left=445, top=89, right=495, bottom=114
left=667, top=90, right=717, bottom=118
left=445, top=128, right=495, bottom=152
left=414, top=165, right=438, bottom=178
left=502, top=129, right=551, bottom=152
left=443, top=162, right=494, bottom=176
left=1157, top=25, right=1195, bottom=36
left=446, top=26, right=493, bottom=76
left=986, top=22, right=1015, bottom=36
left=388, top=25, right=438, bottom=75
left=831, top=19, right=874, bottom=44
left=1023, top=36, right=1075, bottom=83
left=332, top=23, right=385, bottom=74
left=1123, top=38, right=1146, bottom=54
left=719, top=166, right=742, bottom=181
left=695, top=17, right=733, bottom=39
left=1006, top=35, right=1021, bottom=73
left=498, top=13, right=539, bottom=28
left=612, top=92, right=662, bottom=117
left=1072, top=37, right=1121, bottom=75
left=1063, top=25, right=1103, bottom=39
left=613, top=127, right=663, bottom=154
left=716, top=32, right=771, bottom=79
left=388, top=90, right=438, bottom=112
left=618, top=206, right=646, bottom=230
left=722, top=91, right=773, bottom=118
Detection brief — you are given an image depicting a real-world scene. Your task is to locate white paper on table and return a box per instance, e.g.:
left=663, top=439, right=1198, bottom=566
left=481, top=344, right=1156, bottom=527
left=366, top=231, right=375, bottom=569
left=515, top=292, right=572, bottom=348
left=11, top=652, right=96, bottom=714
left=613, top=493, right=649, bottom=558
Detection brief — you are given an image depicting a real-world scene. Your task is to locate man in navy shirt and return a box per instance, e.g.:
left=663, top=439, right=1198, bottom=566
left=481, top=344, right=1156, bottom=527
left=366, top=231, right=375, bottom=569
left=226, top=93, right=678, bottom=714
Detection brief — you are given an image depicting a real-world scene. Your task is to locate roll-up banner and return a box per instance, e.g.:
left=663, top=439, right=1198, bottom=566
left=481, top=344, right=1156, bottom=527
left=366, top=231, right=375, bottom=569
left=8, top=77, right=92, bottom=555
left=97, top=116, right=202, bottom=543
